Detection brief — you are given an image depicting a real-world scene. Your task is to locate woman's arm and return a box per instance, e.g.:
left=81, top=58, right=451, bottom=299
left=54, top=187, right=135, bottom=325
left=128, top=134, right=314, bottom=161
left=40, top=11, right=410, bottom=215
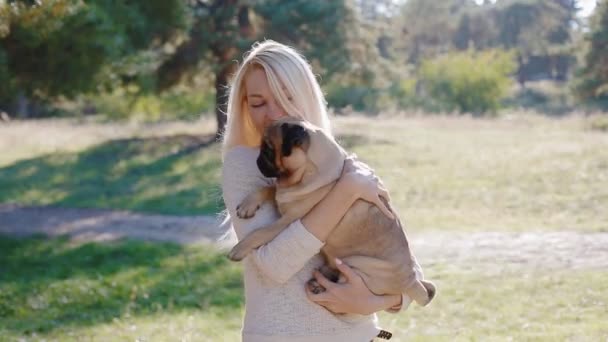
left=223, top=147, right=325, bottom=284
left=223, top=147, right=392, bottom=284
left=301, top=163, right=393, bottom=242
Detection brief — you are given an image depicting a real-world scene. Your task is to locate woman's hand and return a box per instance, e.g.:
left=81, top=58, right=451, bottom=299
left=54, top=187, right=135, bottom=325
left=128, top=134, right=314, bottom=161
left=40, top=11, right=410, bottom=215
left=305, top=258, right=402, bottom=315
left=339, top=156, right=394, bottom=220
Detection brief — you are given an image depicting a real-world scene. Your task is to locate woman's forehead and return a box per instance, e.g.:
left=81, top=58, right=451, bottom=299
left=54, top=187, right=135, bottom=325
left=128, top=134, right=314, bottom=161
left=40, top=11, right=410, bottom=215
left=245, top=67, right=290, bottom=97
left=244, top=68, right=270, bottom=93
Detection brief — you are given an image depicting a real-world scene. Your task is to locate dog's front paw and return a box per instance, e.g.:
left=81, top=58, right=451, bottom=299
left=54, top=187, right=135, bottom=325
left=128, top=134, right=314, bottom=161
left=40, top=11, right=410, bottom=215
left=236, top=199, right=261, bottom=219
left=227, top=242, right=251, bottom=262
left=306, top=278, right=326, bottom=294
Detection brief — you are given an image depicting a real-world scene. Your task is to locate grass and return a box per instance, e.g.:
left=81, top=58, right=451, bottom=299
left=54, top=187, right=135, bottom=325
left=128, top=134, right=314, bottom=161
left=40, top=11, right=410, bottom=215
left=1, top=114, right=607, bottom=230
left=379, top=268, right=608, bottom=341
left=1, top=235, right=606, bottom=341
left=0, top=132, right=223, bottom=216
left=1, top=113, right=607, bottom=340
left=0, top=235, right=243, bottom=341
left=334, top=114, right=608, bottom=232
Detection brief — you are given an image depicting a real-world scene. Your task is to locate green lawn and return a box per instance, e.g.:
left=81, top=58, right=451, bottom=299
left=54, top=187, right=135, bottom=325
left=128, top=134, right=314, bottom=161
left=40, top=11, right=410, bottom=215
left=1, top=114, right=607, bottom=341
left=334, top=115, right=608, bottom=232
left=1, top=235, right=606, bottom=341
left=0, top=134, right=223, bottom=215
left=1, top=114, right=607, bottom=231
left=0, top=235, right=243, bottom=341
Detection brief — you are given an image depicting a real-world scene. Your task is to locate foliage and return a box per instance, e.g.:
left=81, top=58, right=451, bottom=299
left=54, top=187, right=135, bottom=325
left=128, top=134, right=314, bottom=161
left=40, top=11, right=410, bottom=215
left=393, top=0, right=578, bottom=84
left=0, top=0, right=187, bottom=101
left=575, top=0, right=608, bottom=107
left=0, top=46, right=12, bottom=103
left=89, top=86, right=215, bottom=122
left=502, top=80, right=574, bottom=115
left=585, top=114, right=608, bottom=132
left=418, top=49, right=516, bottom=114
left=156, top=0, right=363, bottom=135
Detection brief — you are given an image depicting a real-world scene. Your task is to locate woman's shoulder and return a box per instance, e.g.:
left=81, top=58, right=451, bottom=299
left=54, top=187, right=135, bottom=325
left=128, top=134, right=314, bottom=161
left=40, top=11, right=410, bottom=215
left=223, top=145, right=260, bottom=166
left=222, top=145, right=270, bottom=185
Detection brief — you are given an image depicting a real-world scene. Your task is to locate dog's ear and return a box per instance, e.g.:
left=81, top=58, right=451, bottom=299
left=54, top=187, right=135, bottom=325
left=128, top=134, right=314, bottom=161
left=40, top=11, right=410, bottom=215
left=257, top=138, right=280, bottom=178
left=281, top=123, right=310, bottom=157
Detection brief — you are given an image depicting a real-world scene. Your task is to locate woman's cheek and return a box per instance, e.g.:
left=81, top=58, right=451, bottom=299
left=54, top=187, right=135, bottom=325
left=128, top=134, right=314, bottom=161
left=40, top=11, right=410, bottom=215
left=249, top=108, right=265, bottom=132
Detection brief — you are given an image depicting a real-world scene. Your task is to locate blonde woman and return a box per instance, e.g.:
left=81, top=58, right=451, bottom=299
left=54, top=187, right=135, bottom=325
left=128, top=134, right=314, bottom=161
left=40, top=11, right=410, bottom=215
left=221, top=40, right=423, bottom=342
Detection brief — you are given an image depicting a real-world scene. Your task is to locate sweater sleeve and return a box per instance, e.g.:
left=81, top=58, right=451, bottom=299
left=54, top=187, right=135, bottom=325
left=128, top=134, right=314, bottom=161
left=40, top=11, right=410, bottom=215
left=222, top=146, right=325, bottom=284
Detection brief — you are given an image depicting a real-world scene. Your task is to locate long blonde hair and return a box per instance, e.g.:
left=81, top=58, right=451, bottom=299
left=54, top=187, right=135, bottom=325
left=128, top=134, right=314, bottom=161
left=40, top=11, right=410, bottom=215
left=222, top=40, right=331, bottom=156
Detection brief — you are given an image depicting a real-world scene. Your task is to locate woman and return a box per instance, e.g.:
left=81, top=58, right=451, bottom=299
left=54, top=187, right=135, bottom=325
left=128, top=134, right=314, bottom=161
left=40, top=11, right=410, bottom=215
left=221, top=40, right=422, bottom=341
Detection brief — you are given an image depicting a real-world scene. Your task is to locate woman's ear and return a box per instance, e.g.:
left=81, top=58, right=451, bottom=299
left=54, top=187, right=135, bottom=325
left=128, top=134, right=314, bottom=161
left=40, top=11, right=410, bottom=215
left=281, top=123, right=310, bottom=157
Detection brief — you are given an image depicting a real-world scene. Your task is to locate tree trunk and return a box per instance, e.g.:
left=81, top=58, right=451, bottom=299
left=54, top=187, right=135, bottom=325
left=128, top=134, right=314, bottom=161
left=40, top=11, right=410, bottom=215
left=213, top=4, right=254, bottom=139
left=517, top=54, right=526, bottom=88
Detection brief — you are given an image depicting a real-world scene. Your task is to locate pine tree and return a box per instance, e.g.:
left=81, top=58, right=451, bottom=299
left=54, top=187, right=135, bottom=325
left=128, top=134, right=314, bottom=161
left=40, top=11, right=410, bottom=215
left=576, top=0, right=608, bottom=106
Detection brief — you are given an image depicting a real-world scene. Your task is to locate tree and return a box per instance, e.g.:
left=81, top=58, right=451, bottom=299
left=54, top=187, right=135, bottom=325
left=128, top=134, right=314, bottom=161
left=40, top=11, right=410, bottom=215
left=156, top=0, right=358, bottom=138
left=576, top=0, right=608, bottom=106
left=451, top=0, right=578, bottom=85
left=0, top=0, right=187, bottom=116
left=395, top=0, right=470, bottom=64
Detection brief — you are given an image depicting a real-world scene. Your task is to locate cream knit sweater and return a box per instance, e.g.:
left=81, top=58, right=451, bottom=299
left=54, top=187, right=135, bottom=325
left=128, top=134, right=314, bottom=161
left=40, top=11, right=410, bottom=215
left=222, top=146, right=420, bottom=342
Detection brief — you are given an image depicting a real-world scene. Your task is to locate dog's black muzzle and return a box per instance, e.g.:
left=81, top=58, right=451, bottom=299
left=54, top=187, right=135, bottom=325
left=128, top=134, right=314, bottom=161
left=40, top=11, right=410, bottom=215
left=257, top=140, right=280, bottom=178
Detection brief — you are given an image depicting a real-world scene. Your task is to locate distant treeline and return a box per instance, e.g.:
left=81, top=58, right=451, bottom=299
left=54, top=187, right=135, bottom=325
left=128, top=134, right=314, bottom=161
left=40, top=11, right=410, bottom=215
left=0, top=1, right=606, bottom=130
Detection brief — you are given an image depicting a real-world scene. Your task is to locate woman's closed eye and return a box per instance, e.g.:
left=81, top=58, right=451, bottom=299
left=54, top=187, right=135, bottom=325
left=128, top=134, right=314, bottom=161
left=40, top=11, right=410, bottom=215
left=251, top=102, right=265, bottom=108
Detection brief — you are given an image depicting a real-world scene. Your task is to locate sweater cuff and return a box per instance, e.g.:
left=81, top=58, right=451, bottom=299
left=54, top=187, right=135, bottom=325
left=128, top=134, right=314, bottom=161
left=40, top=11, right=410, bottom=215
left=252, top=219, right=325, bottom=284
left=289, top=219, right=325, bottom=252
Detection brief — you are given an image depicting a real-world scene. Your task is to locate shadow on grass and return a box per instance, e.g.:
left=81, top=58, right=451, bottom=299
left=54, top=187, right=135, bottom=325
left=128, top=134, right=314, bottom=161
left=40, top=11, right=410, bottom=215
left=0, top=234, right=242, bottom=335
left=0, top=134, right=224, bottom=215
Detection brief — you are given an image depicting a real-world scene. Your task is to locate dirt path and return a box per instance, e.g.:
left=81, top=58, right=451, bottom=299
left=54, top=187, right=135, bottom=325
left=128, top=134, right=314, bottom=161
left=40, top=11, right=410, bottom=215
left=2, top=204, right=607, bottom=271
left=0, top=204, right=230, bottom=246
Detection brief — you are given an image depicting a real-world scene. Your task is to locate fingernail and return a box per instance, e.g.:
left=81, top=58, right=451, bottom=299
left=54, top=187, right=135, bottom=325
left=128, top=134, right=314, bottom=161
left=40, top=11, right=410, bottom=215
left=335, top=258, right=342, bottom=265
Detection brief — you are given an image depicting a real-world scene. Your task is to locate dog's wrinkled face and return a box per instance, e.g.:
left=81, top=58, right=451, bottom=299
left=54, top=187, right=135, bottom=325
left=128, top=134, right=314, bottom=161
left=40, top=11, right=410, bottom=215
left=257, top=122, right=311, bottom=179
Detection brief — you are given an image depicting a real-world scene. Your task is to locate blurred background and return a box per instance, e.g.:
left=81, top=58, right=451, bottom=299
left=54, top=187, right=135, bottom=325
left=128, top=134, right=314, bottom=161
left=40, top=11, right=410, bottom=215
left=0, top=0, right=607, bottom=341
left=1, top=0, right=608, bottom=125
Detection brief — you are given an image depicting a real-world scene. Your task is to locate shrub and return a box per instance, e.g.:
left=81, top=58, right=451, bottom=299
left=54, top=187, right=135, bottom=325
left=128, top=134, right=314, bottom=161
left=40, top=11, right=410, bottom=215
left=418, top=49, right=516, bottom=115
left=89, top=86, right=214, bottom=121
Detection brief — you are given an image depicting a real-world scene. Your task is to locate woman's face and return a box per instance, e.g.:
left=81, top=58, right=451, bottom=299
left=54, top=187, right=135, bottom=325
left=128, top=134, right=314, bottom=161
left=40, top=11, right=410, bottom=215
left=244, top=67, right=288, bottom=134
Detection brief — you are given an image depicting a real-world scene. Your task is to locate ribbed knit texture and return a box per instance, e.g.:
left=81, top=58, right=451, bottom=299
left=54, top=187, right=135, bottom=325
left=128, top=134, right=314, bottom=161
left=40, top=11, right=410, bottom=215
left=222, top=146, right=415, bottom=342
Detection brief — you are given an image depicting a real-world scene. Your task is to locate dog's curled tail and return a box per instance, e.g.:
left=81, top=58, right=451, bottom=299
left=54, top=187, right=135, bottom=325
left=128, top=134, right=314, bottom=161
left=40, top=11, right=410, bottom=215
left=407, top=280, right=436, bottom=307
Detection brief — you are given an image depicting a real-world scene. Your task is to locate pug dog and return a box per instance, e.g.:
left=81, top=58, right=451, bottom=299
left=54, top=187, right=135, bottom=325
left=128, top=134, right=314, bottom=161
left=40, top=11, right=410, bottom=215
left=228, top=117, right=435, bottom=306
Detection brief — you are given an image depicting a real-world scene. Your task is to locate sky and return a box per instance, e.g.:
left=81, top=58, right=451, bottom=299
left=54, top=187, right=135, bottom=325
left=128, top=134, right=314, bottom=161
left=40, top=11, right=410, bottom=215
left=473, top=0, right=598, bottom=17
left=578, top=0, right=598, bottom=17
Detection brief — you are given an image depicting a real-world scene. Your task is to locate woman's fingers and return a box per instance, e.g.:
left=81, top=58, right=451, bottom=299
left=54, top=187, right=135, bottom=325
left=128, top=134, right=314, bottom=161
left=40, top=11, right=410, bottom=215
left=313, top=270, right=336, bottom=291
left=305, top=285, right=326, bottom=300
left=334, top=258, right=356, bottom=283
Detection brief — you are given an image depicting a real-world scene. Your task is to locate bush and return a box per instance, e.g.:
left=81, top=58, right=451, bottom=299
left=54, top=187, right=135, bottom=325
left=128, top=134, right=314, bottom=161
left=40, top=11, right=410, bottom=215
left=89, top=86, right=215, bottom=121
left=418, top=49, right=516, bottom=115
left=325, top=84, right=392, bottom=114
left=502, top=81, right=574, bottom=116
left=585, top=114, right=608, bottom=132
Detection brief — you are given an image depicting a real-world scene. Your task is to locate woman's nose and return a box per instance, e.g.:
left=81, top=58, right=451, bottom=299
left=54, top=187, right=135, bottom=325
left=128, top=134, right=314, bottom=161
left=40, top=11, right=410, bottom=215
left=266, top=101, right=286, bottom=120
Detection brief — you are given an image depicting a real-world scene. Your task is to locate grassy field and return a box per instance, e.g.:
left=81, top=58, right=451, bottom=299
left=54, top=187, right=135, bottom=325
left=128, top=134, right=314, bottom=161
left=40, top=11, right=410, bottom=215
left=1, top=114, right=607, bottom=231
left=1, top=235, right=606, bottom=341
left=1, top=113, right=607, bottom=341
left=0, top=120, right=224, bottom=215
